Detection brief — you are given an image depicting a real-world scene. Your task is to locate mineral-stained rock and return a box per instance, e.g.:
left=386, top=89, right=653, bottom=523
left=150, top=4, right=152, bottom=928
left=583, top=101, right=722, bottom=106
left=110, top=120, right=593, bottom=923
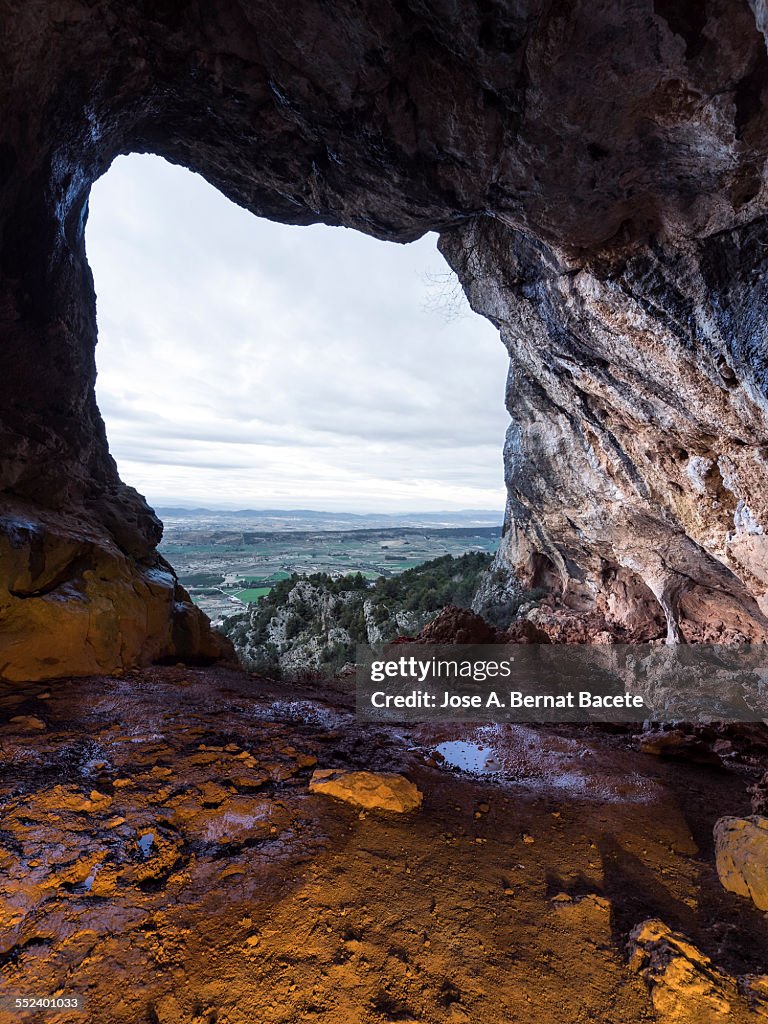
left=2, top=666, right=767, bottom=1024
left=309, top=769, right=423, bottom=813
left=714, top=816, right=768, bottom=911
left=171, top=796, right=273, bottom=848
left=21, top=784, right=114, bottom=816
left=0, top=505, right=234, bottom=681
left=5, top=3, right=768, bottom=676
left=7, top=715, right=46, bottom=731
left=120, top=831, right=184, bottom=886
left=628, top=918, right=738, bottom=1021
left=416, top=606, right=498, bottom=645
left=743, top=976, right=768, bottom=1019
left=552, top=892, right=608, bottom=912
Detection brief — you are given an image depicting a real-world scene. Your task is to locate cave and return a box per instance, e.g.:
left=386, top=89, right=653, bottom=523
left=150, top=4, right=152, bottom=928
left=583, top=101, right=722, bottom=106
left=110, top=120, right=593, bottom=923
left=4, top=1, right=768, bottom=681
left=3, top=3, right=768, bottom=1021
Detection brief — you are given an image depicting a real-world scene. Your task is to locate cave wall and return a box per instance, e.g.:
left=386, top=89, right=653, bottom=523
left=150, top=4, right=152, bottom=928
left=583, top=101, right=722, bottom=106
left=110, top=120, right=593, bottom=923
left=441, top=218, right=768, bottom=641
left=3, top=0, right=768, bottom=678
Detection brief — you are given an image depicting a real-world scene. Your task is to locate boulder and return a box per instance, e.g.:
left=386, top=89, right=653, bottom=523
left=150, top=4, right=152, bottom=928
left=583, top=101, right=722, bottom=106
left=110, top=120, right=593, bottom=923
left=629, top=919, right=737, bottom=1021
left=714, top=816, right=768, bottom=911
left=416, top=606, right=498, bottom=645
left=309, top=769, right=422, bottom=813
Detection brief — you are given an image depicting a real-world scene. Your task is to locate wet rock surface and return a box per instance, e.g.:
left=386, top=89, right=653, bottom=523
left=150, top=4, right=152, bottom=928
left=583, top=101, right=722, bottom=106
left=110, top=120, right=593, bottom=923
left=5, top=3, right=768, bottom=674
left=1, top=665, right=768, bottom=1023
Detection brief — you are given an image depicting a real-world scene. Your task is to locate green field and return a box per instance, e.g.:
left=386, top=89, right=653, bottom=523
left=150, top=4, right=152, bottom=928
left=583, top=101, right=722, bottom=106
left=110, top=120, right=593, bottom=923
left=233, top=586, right=273, bottom=602
left=180, top=571, right=225, bottom=586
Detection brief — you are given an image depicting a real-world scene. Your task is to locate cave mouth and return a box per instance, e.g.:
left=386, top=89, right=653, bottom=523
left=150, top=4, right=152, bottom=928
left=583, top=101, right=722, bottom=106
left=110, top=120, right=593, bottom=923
left=75, top=153, right=511, bottom=657
left=5, top=4, right=768, bottom=1013
left=4, top=0, right=768, bottom=684
left=85, top=153, right=509, bottom=519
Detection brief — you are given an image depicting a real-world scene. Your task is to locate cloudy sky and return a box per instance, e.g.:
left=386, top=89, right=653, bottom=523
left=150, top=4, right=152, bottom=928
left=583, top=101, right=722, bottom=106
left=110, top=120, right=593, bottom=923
left=86, top=155, right=510, bottom=513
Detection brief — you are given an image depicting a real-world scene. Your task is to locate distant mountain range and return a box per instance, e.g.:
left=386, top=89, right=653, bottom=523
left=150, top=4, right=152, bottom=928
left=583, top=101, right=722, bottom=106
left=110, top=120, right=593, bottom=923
left=155, top=507, right=503, bottom=532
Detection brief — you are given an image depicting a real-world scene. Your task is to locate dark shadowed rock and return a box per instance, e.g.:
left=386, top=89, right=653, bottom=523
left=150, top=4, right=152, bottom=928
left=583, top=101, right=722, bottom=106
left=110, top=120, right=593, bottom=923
left=416, top=605, right=499, bottom=645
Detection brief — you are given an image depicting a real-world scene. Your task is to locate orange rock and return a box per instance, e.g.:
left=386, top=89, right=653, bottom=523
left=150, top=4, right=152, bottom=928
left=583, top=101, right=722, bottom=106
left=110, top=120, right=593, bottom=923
left=309, top=769, right=422, bottom=813
left=714, top=816, right=768, bottom=911
left=629, top=918, right=736, bottom=1021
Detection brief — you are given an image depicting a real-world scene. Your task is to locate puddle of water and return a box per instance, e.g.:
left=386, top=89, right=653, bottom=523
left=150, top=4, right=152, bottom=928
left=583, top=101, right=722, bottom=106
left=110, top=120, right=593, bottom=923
left=435, top=740, right=504, bottom=774
left=82, top=863, right=102, bottom=891
left=538, top=770, right=590, bottom=795
left=137, top=833, right=155, bottom=859
left=430, top=725, right=659, bottom=804
left=203, top=812, right=265, bottom=843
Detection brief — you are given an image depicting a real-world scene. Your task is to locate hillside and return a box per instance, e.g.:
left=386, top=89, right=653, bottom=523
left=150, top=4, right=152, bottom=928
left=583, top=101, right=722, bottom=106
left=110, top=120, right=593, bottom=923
left=221, top=551, right=492, bottom=677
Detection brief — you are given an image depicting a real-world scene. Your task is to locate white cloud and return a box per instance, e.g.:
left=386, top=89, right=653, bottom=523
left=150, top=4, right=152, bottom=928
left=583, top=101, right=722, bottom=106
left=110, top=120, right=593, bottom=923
left=86, top=154, right=510, bottom=512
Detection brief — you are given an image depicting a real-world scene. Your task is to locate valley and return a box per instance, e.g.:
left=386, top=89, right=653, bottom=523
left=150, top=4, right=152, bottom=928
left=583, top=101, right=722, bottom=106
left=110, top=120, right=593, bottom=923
left=157, top=510, right=501, bottom=624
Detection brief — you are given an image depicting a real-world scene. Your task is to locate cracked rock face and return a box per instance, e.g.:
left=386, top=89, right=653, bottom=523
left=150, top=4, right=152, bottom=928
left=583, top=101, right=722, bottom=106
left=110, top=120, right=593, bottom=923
left=3, top=1, right=768, bottom=677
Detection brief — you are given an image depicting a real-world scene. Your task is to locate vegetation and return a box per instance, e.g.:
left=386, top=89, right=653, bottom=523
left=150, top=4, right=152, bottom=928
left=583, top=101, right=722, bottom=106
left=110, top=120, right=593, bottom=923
left=371, top=551, right=490, bottom=611
left=221, top=551, right=493, bottom=677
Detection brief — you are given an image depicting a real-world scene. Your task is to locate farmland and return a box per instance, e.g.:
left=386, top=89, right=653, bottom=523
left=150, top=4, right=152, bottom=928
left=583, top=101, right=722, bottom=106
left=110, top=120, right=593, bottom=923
left=157, top=510, right=501, bottom=623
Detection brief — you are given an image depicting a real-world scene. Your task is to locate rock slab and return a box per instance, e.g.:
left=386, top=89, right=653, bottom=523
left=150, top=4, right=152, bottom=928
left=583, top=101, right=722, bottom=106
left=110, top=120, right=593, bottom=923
left=309, top=769, right=422, bottom=813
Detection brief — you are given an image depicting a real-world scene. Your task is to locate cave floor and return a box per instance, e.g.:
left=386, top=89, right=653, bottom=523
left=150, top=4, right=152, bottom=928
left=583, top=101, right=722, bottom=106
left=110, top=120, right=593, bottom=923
left=1, top=666, right=766, bottom=1024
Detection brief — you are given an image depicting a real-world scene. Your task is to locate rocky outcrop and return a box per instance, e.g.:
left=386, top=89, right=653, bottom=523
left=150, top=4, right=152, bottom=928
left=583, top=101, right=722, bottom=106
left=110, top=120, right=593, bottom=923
left=714, top=815, right=768, bottom=910
left=413, top=605, right=498, bottom=645
left=0, top=502, right=232, bottom=681
left=4, top=2, right=768, bottom=677
left=471, top=554, right=525, bottom=628
left=224, top=576, right=425, bottom=677
left=224, top=559, right=489, bottom=676
left=441, top=218, right=768, bottom=643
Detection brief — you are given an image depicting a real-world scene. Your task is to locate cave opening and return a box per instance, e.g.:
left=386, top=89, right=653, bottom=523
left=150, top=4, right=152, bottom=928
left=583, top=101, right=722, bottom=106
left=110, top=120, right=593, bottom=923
left=84, top=153, right=509, bottom=649
left=86, top=153, right=509, bottom=517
